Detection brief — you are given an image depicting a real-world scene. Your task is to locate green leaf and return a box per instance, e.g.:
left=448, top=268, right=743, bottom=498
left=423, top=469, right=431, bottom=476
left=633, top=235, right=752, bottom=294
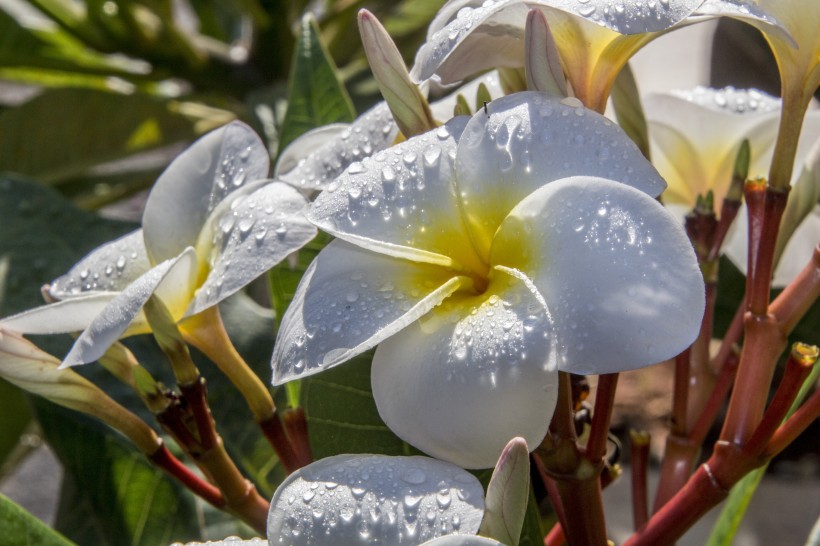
left=37, top=402, right=201, bottom=546
left=0, top=492, right=74, bottom=546
left=277, top=14, right=355, bottom=153
left=0, top=378, right=32, bottom=477
left=518, top=485, right=546, bottom=546
left=0, top=89, right=204, bottom=188
left=0, top=176, right=134, bottom=318
left=612, top=63, right=650, bottom=160
left=301, top=351, right=409, bottom=459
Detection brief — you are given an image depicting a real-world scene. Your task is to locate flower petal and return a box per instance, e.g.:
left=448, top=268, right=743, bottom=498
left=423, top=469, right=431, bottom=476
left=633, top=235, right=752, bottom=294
left=61, top=248, right=198, bottom=367
left=420, top=537, right=505, bottom=546
left=48, top=230, right=150, bottom=299
left=492, top=177, right=704, bottom=374
left=142, top=121, right=270, bottom=263
left=275, top=123, right=350, bottom=176
left=411, top=1, right=530, bottom=85
left=267, top=454, right=484, bottom=545
left=372, top=270, right=557, bottom=469
left=188, top=181, right=317, bottom=316
left=645, top=87, right=782, bottom=206
left=412, top=0, right=704, bottom=84
left=307, top=116, right=485, bottom=273
left=275, top=102, right=399, bottom=190
left=1, top=293, right=119, bottom=335
left=272, top=240, right=467, bottom=385
left=457, top=92, right=665, bottom=257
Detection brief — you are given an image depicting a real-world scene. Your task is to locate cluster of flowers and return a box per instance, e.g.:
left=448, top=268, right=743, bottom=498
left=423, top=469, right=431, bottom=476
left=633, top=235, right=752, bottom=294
left=2, top=0, right=818, bottom=544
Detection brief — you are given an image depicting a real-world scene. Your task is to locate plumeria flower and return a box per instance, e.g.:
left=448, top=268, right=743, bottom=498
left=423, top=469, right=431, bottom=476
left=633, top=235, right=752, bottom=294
left=272, top=91, right=704, bottom=468
left=2, top=121, right=317, bottom=369
left=411, top=0, right=784, bottom=112
left=267, top=454, right=485, bottom=545
left=644, top=86, right=820, bottom=285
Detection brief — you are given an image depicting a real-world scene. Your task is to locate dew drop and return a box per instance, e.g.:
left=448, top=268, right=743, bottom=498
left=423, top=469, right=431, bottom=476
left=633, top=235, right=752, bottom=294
left=401, top=468, right=427, bottom=485
left=423, top=146, right=441, bottom=168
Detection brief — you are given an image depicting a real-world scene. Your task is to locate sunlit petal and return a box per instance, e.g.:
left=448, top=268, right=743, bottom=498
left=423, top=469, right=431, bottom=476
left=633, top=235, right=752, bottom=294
left=142, top=121, right=269, bottom=263
left=420, top=537, right=505, bottom=546
left=372, top=271, right=557, bottom=468
left=189, top=181, right=316, bottom=315
left=61, top=248, right=198, bottom=368
left=272, top=240, right=467, bottom=385
left=457, top=92, right=665, bottom=257
left=267, top=454, right=484, bottom=545
left=492, top=177, right=703, bottom=374
left=1, top=293, right=120, bottom=335
left=308, top=116, right=486, bottom=272
left=276, top=102, right=399, bottom=190
left=48, top=230, right=150, bottom=299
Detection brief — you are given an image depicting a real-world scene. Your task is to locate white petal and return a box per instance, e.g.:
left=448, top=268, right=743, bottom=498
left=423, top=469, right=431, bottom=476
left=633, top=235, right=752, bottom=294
left=456, top=92, right=665, bottom=257
left=1, top=293, right=119, bottom=335
left=171, top=539, right=266, bottom=546
left=645, top=87, right=781, bottom=205
left=48, top=230, right=150, bottom=299
left=412, top=0, right=704, bottom=84
left=411, top=2, right=530, bottom=85
left=420, top=537, right=505, bottom=546
left=276, top=103, right=399, bottom=191
left=272, top=240, right=466, bottom=385
left=267, top=454, right=484, bottom=546
left=492, top=177, right=704, bottom=374
left=142, top=121, right=270, bottom=263
left=61, top=248, right=198, bottom=367
left=691, top=0, right=794, bottom=46
left=307, top=116, right=485, bottom=273
left=275, top=124, right=350, bottom=176
left=188, top=181, right=317, bottom=316
left=372, top=270, right=557, bottom=469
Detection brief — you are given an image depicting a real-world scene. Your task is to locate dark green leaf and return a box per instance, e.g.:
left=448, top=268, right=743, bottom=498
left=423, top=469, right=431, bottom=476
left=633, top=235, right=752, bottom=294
left=0, top=492, right=74, bottom=546
left=37, top=402, right=201, bottom=546
left=0, top=379, right=32, bottom=477
left=0, top=89, right=202, bottom=188
left=301, top=351, right=410, bottom=459
left=277, top=15, right=355, bottom=153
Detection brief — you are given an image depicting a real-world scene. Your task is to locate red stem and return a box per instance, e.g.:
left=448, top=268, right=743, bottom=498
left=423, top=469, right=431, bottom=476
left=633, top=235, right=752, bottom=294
left=629, top=431, right=650, bottom=530
left=545, top=522, right=566, bottom=546
left=689, top=349, right=741, bottom=446
left=259, top=411, right=300, bottom=473
left=748, top=187, right=789, bottom=315
left=743, top=180, right=768, bottom=314
left=709, top=296, right=745, bottom=373
left=534, top=453, right=569, bottom=537
left=765, top=387, right=820, bottom=459
left=769, top=245, right=820, bottom=334
left=671, top=349, right=690, bottom=436
left=180, top=378, right=218, bottom=450
left=707, top=199, right=741, bottom=262
left=585, top=373, right=619, bottom=463
left=744, top=347, right=814, bottom=457
left=149, top=444, right=224, bottom=507
left=283, top=407, right=314, bottom=469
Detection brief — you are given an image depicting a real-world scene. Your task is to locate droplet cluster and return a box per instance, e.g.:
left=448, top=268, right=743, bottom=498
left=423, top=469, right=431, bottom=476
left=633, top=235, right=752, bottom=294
left=672, top=86, right=780, bottom=115
left=267, top=454, right=484, bottom=545
left=280, top=103, right=398, bottom=190
left=49, top=230, right=150, bottom=297
left=308, top=117, right=473, bottom=262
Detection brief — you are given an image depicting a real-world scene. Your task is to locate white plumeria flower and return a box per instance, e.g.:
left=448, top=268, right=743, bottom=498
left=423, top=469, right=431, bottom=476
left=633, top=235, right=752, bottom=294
left=2, top=121, right=317, bottom=366
left=411, top=0, right=783, bottom=112
left=644, top=86, right=820, bottom=285
left=267, top=454, right=485, bottom=545
left=272, top=91, right=704, bottom=468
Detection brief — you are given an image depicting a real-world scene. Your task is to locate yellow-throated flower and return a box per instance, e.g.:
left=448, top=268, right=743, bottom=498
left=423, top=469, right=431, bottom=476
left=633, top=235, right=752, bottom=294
left=272, top=92, right=705, bottom=468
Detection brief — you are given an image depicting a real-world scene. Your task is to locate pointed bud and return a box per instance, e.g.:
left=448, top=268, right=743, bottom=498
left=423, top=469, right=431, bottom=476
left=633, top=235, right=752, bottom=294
left=0, top=328, right=160, bottom=454
left=475, top=83, right=492, bottom=113
left=479, top=437, right=530, bottom=546
left=454, top=94, right=471, bottom=117
left=144, top=296, right=199, bottom=385
left=525, top=9, right=568, bottom=97
left=358, top=9, right=436, bottom=137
